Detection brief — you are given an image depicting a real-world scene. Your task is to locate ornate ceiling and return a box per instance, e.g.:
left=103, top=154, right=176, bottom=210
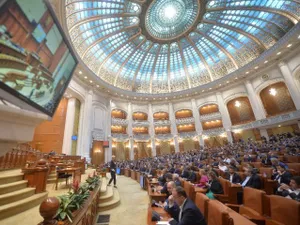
left=65, top=0, right=300, bottom=95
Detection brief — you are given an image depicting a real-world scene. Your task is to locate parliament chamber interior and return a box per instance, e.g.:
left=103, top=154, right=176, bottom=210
left=0, top=0, right=300, bottom=225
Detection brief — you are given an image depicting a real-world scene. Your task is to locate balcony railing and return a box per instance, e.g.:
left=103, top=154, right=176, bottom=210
left=199, top=112, right=222, bottom=121
left=111, top=133, right=129, bottom=141
left=155, top=134, right=174, bottom=141
left=153, top=120, right=171, bottom=126
left=202, top=127, right=226, bottom=136
left=175, top=117, right=195, bottom=125
left=111, top=118, right=128, bottom=126
left=132, top=120, right=149, bottom=127
left=133, top=134, right=151, bottom=141
left=178, top=131, right=198, bottom=139
left=231, top=110, right=300, bottom=131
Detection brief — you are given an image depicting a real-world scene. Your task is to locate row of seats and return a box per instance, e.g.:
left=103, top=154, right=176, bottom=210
left=195, top=188, right=300, bottom=225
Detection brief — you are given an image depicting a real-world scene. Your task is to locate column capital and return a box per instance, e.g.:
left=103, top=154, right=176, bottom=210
left=88, top=89, right=93, bottom=95
left=216, top=92, right=222, bottom=97
left=244, top=80, right=252, bottom=85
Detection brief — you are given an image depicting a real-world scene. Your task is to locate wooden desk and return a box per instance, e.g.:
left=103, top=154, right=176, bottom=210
left=131, top=170, right=136, bottom=180
left=55, top=167, right=81, bottom=190
left=148, top=184, right=167, bottom=202
left=124, top=168, right=131, bottom=177
left=147, top=205, right=171, bottom=225
left=136, top=171, right=141, bottom=182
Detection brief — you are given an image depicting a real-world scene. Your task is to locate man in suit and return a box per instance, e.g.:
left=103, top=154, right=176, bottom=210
left=157, top=173, right=173, bottom=197
left=168, top=186, right=206, bottom=225
left=241, top=167, right=261, bottom=189
left=107, top=155, right=117, bottom=187
left=225, top=166, right=242, bottom=184
left=272, top=165, right=292, bottom=185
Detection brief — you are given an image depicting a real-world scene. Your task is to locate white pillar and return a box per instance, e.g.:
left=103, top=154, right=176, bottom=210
left=169, top=103, right=179, bottom=153
left=244, top=80, right=266, bottom=120
left=199, top=135, right=204, bottom=147
left=62, top=98, right=76, bottom=155
left=76, top=100, right=84, bottom=156
left=128, top=102, right=134, bottom=160
left=81, top=90, right=93, bottom=162
left=259, top=129, right=269, bottom=141
left=129, top=138, right=134, bottom=160
left=191, top=99, right=204, bottom=147
left=216, top=92, right=232, bottom=143
left=278, top=61, right=300, bottom=110
left=107, top=100, right=112, bottom=161
left=148, top=104, right=156, bottom=157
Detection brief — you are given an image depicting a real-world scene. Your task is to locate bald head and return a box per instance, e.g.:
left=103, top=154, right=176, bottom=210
left=167, top=181, right=176, bottom=194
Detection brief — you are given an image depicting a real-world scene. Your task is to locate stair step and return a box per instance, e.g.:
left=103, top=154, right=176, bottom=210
left=99, top=186, right=113, bottom=203
left=100, top=178, right=107, bottom=195
left=0, top=192, right=48, bottom=220
left=47, top=178, right=56, bottom=184
left=0, top=180, right=28, bottom=195
left=0, top=174, right=23, bottom=185
left=0, top=187, right=35, bottom=205
left=98, top=188, right=120, bottom=211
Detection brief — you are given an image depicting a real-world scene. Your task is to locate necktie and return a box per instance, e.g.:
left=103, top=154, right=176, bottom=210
left=179, top=208, right=183, bottom=221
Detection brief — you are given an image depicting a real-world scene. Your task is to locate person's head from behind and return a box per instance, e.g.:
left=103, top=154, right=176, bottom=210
left=290, top=176, right=300, bottom=190
left=172, top=186, right=187, bottom=206
left=165, top=173, right=173, bottom=182
left=271, top=158, right=278, bottom=166
left=167, top=181, right=176, bottom=194
left=173, top=173, right=180, bottom=181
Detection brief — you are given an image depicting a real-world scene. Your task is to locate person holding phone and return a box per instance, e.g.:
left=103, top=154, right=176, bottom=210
left=108, top=155, right=117, bottom=188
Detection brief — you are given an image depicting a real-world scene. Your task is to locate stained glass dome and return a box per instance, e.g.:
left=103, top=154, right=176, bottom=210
left=65, top=0, right=300, bottom=94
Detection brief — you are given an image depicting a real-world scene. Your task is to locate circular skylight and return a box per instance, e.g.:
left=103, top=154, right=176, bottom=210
left=65, top=0, right=300, bottom=95
left=145, top=0, right=199, bottom=40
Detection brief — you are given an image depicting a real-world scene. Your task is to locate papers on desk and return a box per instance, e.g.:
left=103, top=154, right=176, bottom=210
left=156, top=222, right=170, bottom=225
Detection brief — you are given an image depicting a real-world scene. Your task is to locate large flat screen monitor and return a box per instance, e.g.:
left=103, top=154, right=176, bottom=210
left=0, top=0, right=78, bottom=116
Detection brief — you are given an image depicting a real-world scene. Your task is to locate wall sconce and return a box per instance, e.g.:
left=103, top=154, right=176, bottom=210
left=269, top=88, right=277, bottom=96
left=203, top=135, right=208, bottom=140
left=112, top=145, right=116, bottom=148
left=95, top=149, right=101, bottom=153
left=220, top=133, right=227, bottom=138
left=235, top=101, right=241, bottom=108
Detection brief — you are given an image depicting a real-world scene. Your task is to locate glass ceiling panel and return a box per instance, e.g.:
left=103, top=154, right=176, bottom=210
left=66, top=0, right=300, bottom=94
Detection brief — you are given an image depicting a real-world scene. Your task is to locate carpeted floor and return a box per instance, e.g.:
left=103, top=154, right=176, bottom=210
left=96, top=174, right=149, bottom=225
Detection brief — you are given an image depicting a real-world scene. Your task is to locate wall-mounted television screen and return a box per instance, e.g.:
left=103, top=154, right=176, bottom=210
left=0, top=0, right=78, bottom=116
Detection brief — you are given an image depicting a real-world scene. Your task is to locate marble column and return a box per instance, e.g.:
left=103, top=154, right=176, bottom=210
left=128, top=102, right=134, bottom=160
left=169, top=103, right=179, bottom=153
left=191, top=99, right=204, bottom=147
left=107, top=100, right=112, bottom=161
left=76, top=100, right=84, bottom=156
left=62, top=98, right=76, bottom=155
left=259, top=129, right=269, bottom=141
left=244, top=80, right=266, bottom=120
left=81, top=90, right=93, bottom=162
left=278, top=61, right=300, bottom=110
left=216, top=92, right=233, bottom=143
left=148, top=104, right=156, bottom=157
left=199, top=135, right=204, bottom=147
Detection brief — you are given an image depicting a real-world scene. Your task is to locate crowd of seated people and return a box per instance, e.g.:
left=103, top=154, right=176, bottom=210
left=103, top=132, right=300, bottom=204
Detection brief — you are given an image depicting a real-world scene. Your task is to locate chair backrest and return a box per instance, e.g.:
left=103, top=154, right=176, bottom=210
left=243, top=187, right=266, bottom=215
left=286, top=163, right=300, bottom=174
left=268, top=195, right=300, bottom=225
left=195, top=193, right=209, bottom=220
left=227, top=208, right=256, bottom=225
left=218, top=177, right=230, bottom=195
left=207, top=200, right=233, bottom=225
left=287, top=156, right=300, bottom=163
left=183, top=181, right=196, bottom=201
left=251, top=162, right=263, bottom=169
left=259, top=167, right=273, bottom=179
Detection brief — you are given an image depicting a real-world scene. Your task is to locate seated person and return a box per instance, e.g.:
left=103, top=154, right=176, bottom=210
left=181, top=166, right=190, bottom=179
left=260, top=153, right=272, bottom=166
left=241, top=167, right=261, bottom=189
left=218, top=161, right=228, bottom=172
left=173, top=173, right=182, bottom=187
left=158, top=169, right=168, bottom=186
left=168, top=186, right=207, bottom=225
left=205, top=171, right=224, bottom=195
left=157, top=173, right=173, bottom=197
left=272, top=165, right=292, bottom=185
left=277, top=176, right=300, bottom=201
left=160, top=181, right=180, bottom=221
left=195, top=169, right=209, bottom=188
left=225, top=166, right=242, bottom=184
left=187, top=167, right=197, bottom=183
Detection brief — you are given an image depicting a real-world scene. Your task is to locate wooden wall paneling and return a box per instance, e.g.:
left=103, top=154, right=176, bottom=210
left=199, top=104, right=219, bottom=115
left=91, top=141, right=105, bottom=166
left=30, top=98, right=68, bottom=153
left=227, top=97, right=255, bottom=125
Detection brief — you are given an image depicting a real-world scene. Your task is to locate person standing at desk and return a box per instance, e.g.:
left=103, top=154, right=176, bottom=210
left=108, top=155, right=117, bottom=188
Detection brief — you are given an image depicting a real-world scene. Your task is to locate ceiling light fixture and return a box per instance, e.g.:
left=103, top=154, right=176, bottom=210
left=84, top=76, right=87, bottom=79
left=277, top=52, right=281, bottom=55
left=264, top=60, right=268, bottom=64
left=235, top=101, right=241, bottom=108
left=269, top=88, right=277, bottom=96
left=79, top=71, right=82, bottom=74
left=287, top=44, right=292, bottom=48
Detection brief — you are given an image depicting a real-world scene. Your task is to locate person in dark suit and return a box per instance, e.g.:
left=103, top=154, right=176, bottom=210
left=225, top=166, right=242, bottom=184
left=272, top=165, right=292, bottom=185
left=157, top=173, right=173, bottom=197
left=277, top=176, right=300, bottom=201
left=107, top=155, right=117, bottom=187
left=241, top=167, right=261, bottom=189
left=168, top=186, right=206, bottom=225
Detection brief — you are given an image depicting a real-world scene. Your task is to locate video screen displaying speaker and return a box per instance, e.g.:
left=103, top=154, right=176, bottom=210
left=0, top=0, right=78, bottom=116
